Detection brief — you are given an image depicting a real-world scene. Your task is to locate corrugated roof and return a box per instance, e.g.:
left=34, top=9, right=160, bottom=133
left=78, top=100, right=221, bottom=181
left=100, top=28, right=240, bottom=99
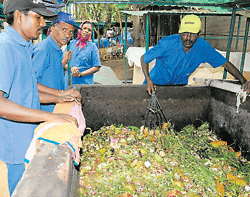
left=70, top=0, right=249, bottom=8
left=70, top=0, right=250, bottom=14
left=71, top=0, right=232, bottom=4
left=121, top=10, right=233, bottom=16
left=70, top=0, right=250, bottom=16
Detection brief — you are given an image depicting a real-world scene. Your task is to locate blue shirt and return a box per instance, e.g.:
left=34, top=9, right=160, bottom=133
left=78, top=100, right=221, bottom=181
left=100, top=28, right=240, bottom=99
left=33, top=36, right=64, bottom=112
left=143, top=34, right=227, bottom=85
left=68, top=39, right=101, bottom=85
left=0, top=26, right=40, bottom=164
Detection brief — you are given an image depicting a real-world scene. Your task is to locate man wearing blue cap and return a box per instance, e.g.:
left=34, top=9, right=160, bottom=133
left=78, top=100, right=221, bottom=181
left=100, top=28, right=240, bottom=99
left=33, top=11, right=81, bottom=112
left=141, top=14, right=250, bottom=95
left=0, top=0, right=79, bottom=195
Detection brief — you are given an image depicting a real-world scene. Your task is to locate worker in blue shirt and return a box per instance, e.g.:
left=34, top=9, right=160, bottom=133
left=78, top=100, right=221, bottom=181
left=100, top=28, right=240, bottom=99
left=141, top=14, right=250, bottom=95
left=63, top=21, right=101, bottom=88
left=0, top=0, right=79, bottom=195
left=33, top=12, right=81, bottom=113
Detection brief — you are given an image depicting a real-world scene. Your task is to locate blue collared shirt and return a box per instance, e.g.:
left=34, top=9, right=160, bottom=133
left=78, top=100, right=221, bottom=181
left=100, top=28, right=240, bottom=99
left=0, top=26, right=40, bottom=164
left=143, top=34, right=227, bottom=85
left=68, top=39, right=101, bottom=85
left=33, top=36, right=64, bottom=112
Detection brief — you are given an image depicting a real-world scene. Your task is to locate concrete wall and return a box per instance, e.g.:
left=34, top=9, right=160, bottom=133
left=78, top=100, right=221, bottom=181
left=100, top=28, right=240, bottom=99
left=79, top=84, right=211, bottom=132
left=209, top=85, right=250, bottom=160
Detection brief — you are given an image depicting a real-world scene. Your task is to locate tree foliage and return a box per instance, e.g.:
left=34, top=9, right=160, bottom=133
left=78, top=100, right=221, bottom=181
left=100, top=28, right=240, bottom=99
left=74, top=3, right=133, bottom=23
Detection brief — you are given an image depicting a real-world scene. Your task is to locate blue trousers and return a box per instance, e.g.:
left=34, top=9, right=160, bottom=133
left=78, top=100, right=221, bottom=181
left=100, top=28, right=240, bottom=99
left=7, top=163, right=25, bottom=196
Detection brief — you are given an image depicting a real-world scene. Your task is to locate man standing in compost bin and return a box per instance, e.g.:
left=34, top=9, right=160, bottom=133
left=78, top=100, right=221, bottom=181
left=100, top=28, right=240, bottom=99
left=0, top=0, right=78, bottom=195
left=141, top=14, right=250, bottom=95
left=33, top=11, right=82, bottom=113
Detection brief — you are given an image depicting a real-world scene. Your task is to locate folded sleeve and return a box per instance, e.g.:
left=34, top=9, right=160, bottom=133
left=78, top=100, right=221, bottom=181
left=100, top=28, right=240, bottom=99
left=143, top=37, right=174, bottom=64
left=0, top=43, right=15, bottom=97
left=91, top=44, right=102, bottom=67
left=201, top=42, right=227, bottom=68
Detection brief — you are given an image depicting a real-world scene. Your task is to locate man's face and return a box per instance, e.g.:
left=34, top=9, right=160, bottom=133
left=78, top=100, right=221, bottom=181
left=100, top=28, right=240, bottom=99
left=180, top=32, right=199, bottom=50
left=18, top=11, right=46, bottom=41
left=50, top=22, right=75, bottom=48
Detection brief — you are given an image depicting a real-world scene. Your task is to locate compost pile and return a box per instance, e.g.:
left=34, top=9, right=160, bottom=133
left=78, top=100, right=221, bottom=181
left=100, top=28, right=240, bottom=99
left=79, top=122, right=250, bottom=197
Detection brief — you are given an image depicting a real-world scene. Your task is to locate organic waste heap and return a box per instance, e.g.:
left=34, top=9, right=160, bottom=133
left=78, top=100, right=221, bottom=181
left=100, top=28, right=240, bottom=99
left=79, top=122, right=250, bottom=197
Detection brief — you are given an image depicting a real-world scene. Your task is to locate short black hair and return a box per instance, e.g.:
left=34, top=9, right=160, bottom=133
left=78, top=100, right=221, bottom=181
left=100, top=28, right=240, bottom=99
left=5, top=12, right=14, bottom=25
left=5, top=9, right=30, bottom=25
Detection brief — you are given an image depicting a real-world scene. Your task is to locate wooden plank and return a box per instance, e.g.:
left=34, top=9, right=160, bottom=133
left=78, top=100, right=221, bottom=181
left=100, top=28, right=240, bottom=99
left=12, top=142, right=79, bottom=197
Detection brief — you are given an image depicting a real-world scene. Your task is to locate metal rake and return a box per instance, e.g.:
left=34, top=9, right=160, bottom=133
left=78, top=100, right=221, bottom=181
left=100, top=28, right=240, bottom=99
left=143, top=93, right=167, bottom=130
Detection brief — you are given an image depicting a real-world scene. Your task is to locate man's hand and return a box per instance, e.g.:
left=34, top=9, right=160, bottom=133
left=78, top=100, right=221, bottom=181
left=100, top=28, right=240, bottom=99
left=63, top=50, right=72, bottom=62
left=71, top=67, right=81, bottom=77
left=64, top=50, right=72, bottom=60
left=62, top=50, right=72, bottom=68
left=61, top=88, right=81, bottom=103
left=242, top=81, right=250, bottom=95
left=50, top=113, right=78, bottom=127
left=57, top=95, right=81, bottom=105
left=146, top=79, right=156, bottom=95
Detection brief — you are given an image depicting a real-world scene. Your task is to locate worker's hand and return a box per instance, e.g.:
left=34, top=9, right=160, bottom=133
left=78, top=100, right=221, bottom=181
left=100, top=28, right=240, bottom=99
left=50, top=113, right=78, bottom=127
left=63, top=50, right=72, bottom=62
left=242, top=80, right=250, bottom=95
left=71, top=67, right=81, bottom=77
left=146, top=80, right=156, bottom=95
left=57, top=95, right=81, bottom=105
left=61, top=88, right=82, bottom=103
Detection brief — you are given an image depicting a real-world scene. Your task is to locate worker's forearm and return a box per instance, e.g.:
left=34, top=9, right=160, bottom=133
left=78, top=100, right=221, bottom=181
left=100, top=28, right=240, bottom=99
left=0, top=92, right=79, bottom=126
left=39, top=93, right=60, bottom=104
left=37, top=83, right=63, bottom=97
left=0, top=94, right=50, bottom=123
left=80, top=66, right=100, bottom=77
left=141, top=55, right=151, bottom=82
left=223, top=61, right=247, bottom=84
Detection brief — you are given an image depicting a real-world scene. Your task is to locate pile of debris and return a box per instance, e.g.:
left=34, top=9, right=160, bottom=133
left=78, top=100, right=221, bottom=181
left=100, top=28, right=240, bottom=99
left=99, top=46, right=124, bottom=61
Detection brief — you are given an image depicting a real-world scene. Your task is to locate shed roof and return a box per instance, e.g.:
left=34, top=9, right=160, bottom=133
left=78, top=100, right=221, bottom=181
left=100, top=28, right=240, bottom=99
left=120, top=10, right=233, bottom=16
left=69, top=0, right=250, bottom=8
left=69, top=0, right=250, bottom=15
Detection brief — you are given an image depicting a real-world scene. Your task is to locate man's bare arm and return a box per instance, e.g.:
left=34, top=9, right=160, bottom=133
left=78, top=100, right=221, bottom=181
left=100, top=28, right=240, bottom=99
left=39, top=93, right=80, bottom=105
left=223, top=61, right=250, bottom=94
left=141, top=54, right=156, bottom=95
left=37, top=83, right=81, bottom=102
left=0, top=91, right=77, bottom=126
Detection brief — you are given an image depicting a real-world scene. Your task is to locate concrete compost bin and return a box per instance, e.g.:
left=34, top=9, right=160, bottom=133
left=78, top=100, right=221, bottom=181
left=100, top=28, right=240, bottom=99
left=12, top=80, right=250, bottom=196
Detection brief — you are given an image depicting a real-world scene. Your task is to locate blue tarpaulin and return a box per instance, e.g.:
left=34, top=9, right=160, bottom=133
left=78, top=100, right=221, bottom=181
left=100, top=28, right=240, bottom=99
left=93, top=31, right=133, bottom=48
left=93, top=38, right=110, bottom=48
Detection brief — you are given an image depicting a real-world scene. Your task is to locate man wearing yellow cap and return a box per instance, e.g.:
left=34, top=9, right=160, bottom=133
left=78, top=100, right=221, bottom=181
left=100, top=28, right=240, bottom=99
left=141, top=14, right=250, bottom=95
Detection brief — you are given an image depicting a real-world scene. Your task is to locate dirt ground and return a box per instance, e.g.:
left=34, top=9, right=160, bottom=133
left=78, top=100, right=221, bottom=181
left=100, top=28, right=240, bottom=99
left=101, top=58, right=134, bottom=81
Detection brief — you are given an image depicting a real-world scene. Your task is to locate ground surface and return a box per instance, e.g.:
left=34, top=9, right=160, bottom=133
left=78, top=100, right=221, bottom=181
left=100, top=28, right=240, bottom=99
left=101, top=58, right=133, bottom=81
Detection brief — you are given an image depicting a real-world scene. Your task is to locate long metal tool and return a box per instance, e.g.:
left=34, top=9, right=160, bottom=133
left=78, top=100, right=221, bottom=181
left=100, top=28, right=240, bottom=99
left=67, top=44, right=72, bottom=86
left=143, top=93, right=167, bottom=130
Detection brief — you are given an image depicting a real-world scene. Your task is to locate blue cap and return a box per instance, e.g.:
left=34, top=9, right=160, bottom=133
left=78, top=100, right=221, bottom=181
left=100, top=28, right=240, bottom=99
left=52, top=12, right=81, bottom=29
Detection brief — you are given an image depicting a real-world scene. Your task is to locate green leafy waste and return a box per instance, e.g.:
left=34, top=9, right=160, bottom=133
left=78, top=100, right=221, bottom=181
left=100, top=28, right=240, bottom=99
left=79, top=122, right=250, bottom=197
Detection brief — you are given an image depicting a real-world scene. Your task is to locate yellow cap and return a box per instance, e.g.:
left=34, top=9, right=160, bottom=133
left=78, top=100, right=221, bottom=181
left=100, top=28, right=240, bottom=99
left=179, top=15, right=201, bottom=34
